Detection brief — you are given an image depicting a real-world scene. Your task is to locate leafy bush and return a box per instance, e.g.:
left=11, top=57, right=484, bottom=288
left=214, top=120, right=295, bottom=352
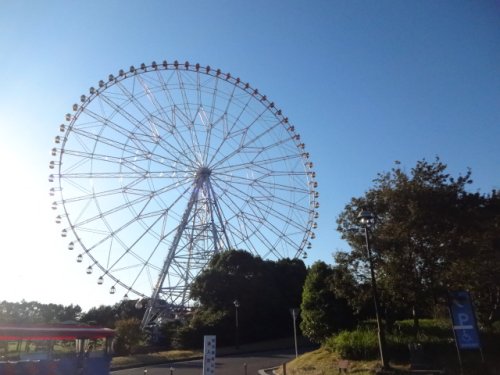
left=325, top=319, right=456, bottom=361
left=114, top=318, right=146, bottom=355
left=325, top=329, right=379, bottom=359
left=393, top=319, right=451, bottom=339
left=490, top=320, right=500, bottom=334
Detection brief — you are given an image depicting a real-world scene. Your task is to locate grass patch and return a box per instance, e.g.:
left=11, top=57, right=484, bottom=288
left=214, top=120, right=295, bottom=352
left=110, top=337, right=298, bottom=369
left=276, top=319, right=500, bottom=375
left=273, top=347, right=380, bottom=375
left=111, top=349, right=202, bottom=369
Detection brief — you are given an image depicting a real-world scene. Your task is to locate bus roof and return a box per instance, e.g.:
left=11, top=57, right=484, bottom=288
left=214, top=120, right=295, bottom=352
left=0, top=324, right=114, bottom=340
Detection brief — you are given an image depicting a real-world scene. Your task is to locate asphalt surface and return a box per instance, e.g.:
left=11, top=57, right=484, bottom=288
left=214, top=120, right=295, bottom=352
left=111, top=349, right=297, bottom=375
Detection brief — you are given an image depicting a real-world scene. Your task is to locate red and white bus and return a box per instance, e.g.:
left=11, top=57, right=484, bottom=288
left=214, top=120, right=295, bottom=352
left=0, top=324, right=114, bottom=375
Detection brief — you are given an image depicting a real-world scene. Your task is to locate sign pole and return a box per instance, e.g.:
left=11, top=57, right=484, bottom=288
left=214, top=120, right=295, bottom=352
left=448, top=291, right=484, bottom=372
left=447, top=299, right=463, bottom=373
left=202, top=335, right=216, bottom=375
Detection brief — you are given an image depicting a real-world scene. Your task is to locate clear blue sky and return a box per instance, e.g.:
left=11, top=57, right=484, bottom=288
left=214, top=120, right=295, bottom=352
left=0, top=0, right=498, bottom=310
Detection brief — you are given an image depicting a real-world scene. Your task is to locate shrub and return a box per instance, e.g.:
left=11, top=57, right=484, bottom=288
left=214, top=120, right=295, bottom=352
left=325, top=319, right=456, bottom=361
left=325, top=329, right=379, bottom=360
left=114, top=318, right=146, bottom=355
left=490, top=320, right=500, bottom=334
left=393, top=319, right=451, bottom=339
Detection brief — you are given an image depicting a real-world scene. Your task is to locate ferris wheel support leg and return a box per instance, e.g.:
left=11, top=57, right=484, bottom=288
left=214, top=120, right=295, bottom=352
left=141, top=183, right=201, bottom=330
left=207, top=180, right=231, bottom=250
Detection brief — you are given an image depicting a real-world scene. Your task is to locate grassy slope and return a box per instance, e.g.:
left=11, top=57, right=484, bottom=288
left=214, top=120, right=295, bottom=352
left=273, top=346, right=498, bottom=375
left=273, top=348, right=381, bottom=375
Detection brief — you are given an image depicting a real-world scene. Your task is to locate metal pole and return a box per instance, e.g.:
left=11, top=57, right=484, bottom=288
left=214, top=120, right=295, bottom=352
left=363, top=226, right=389, bottom=369
left=447, top=298, right=464, bottom=374
left=235, top=302, right=239, bottom=350
left=292, top=309, right=298, bottom=358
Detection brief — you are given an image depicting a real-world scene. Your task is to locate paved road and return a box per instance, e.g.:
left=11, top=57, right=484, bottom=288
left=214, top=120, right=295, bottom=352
left=112, top=349, right=297, bottom=375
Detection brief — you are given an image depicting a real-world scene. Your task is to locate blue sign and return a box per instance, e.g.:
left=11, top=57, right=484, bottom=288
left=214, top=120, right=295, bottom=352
left=449, top=291, right=481, bottom=349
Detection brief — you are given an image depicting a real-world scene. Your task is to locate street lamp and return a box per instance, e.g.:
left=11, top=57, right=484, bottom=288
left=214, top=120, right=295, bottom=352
left=233, top=299, right=240, bottom=350
left=358, top=209, right=389, bottom=369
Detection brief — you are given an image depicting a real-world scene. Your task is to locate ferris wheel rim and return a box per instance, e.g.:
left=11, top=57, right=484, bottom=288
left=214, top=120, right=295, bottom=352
left=50, top=59, right=319, bottom=302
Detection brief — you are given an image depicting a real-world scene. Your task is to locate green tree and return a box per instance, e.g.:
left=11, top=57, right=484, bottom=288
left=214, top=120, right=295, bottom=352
left=336, top=158, right=499, bottom=330
left=79, top=299, right=145, bottom=328
left=184, top=250, right=307, bottom=346
left=441, top=190, right=500, bottom=326
left=0, top=301, right=81, bottom=323
left=80, top=305, right=117, bottom=327
left=114, top=318, right=145, bottom=355
left=300, top=261, right=354, bottom=343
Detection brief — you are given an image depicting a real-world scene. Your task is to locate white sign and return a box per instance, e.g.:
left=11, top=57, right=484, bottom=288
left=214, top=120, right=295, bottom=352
left=203, top=335, right=216, bottom=375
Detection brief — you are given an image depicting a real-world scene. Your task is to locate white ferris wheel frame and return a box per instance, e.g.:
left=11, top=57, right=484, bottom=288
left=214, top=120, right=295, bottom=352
left=49, top=60, right=319, bottom=328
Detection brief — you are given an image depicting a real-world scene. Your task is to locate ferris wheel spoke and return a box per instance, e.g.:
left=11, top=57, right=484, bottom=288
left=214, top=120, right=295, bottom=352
left=81, top=105, right=153, bottom=148
left=235, top=211, right=279, bottom=257
left=111, top=80, right=165, bottom=140
left=215, top=152, right=303, bottom=175
left=69, top=176, right=189, bottom=234
left=212, top=187, right=309, bottom=250
left=202, top=74, right=236, bottom=163
left=110, top=237, right=166, bottom=292
left=69, top=126, right=147, bottom=161
left=215, top=171, right=310, bottom=198
left=155, top=69, right=186, bottom=122
left=164, top=106, right=202, bottom=164
left=85, top=209, right=176, bottom=266
left=58, top=153, right=93, bottom=176
left=214, top=177, right=308, bottom=233
left=175, top=70, right=194, bottom=122
left=175, top=71, right=205, bottom=161
left=135, top=74, right=171, bottom=140
left=205, top=90, right=255, bottom=166
left=195, top=73, right=217, bottom=165
left=206, top=72, right=220, bottom=125
left=76, top=115, right=157, bottom=168
left=197, top=106, right=214, bottom=164
left=207, top=185, right=259, bottom=247
left=211, top=118, right=283, bottom=169
left=55, top=177, right=92, bottom=197
left=97, top=206, right=169, bottom=274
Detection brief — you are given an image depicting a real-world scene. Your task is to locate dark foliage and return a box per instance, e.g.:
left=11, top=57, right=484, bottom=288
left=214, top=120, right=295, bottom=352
left=336, top=158, right=500, bottom=331
left=300, top=261, right=355, bottom=343
left=0, top=300, right=81, bottom=323
left=172, top=250, right=307, bottom=347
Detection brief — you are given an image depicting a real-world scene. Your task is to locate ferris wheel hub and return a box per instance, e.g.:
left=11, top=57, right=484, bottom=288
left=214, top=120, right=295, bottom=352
left=196, top=167, right=212, bottom=180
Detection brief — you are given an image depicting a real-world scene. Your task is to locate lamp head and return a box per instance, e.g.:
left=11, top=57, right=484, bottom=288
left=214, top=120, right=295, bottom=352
left=358, top=209, right=375, bottom=228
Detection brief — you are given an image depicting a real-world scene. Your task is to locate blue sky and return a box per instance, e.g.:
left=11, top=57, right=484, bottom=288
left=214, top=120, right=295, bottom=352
left=0, top=1, right=498, bottom=310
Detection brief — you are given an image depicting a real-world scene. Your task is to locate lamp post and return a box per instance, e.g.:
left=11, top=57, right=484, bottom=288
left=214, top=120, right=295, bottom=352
left=358, top=209, right=389, bottom=369
left=290, top=308, right=299, bottom=358
left=233, top=299, right=240, bottom=350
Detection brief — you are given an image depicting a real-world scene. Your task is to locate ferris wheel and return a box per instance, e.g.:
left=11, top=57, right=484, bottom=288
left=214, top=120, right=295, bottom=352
left=49, top=60, right=319, bottom=327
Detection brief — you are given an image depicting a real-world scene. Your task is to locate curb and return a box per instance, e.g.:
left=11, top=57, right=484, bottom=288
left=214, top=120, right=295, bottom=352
left=258, top=367, right=278, bottom=375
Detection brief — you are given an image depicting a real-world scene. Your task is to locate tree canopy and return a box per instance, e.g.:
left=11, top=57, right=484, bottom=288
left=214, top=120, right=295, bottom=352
left=183, top=249, right=307, bottom=347
left=336, top=158, right=499, bottom=328
left=300, top=261, right=354, bottom=343
left=0, top=300, right=81, bottom=324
